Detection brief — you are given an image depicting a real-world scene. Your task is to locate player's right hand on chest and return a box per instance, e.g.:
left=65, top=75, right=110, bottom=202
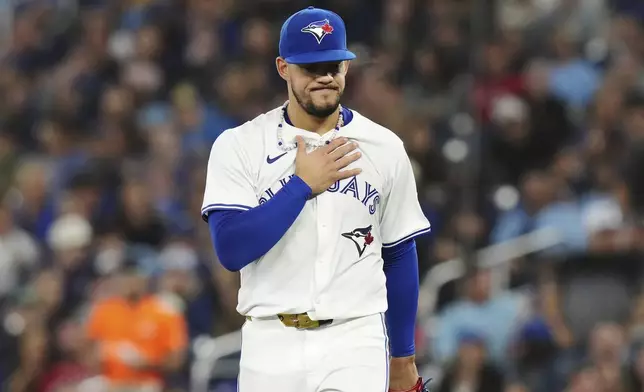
left=295, top=136, right=362, bottom=196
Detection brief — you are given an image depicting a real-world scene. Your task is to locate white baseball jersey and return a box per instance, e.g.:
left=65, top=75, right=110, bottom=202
left=201, top=106, right=430, bottom=320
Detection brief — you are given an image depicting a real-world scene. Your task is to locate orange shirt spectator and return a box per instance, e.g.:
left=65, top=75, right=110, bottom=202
left=86, top=294, right=188, bottom=388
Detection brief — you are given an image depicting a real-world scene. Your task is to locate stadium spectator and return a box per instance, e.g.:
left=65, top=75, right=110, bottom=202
left=86, top=261, right=187, bottom=391
left=432, top=268, right=529, bottom=365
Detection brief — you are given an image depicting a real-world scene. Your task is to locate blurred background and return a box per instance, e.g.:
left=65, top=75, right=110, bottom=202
left=2, top=0, right=644, bottom=391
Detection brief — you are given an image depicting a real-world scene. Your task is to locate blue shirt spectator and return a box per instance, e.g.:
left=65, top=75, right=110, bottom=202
left=432, top=269, right=528, bottom=365
left=433, top=290, right=526, bottom=365
left=548, top=60, right=601, bottom=109
left=491, top=201, right=588, bottom=254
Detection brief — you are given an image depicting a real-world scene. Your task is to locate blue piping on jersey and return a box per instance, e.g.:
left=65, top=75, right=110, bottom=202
left=382, top=226, right=431, bottom=248
left=202, top=203, right=252, bottom=221
left=380, top=313, right=390, bottom=390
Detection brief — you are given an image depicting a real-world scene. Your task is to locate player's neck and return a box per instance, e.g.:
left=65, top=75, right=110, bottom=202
left=287, top=103, right=340, bottom=136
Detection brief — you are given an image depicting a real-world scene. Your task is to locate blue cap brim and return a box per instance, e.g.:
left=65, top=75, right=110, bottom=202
left=284, top=49, right=356, bottom=64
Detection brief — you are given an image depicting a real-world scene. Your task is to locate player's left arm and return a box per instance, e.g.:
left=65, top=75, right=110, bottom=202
left=379, top=139, right=431, bottom=391
left=382, top=239, right=419, bottom=355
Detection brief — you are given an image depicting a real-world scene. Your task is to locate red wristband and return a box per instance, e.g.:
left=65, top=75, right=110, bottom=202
left=389, top=377, right=423, bottom=392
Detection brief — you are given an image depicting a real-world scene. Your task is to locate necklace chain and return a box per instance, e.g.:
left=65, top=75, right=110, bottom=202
left=276, top=101, right=344, bottom=151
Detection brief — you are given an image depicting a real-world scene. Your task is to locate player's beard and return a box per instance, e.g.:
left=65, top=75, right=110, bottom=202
left=292, top=86, right=342, bottom=119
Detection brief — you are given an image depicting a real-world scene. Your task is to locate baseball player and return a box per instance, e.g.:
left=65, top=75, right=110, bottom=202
left=202, top=6, right=431, bottom=392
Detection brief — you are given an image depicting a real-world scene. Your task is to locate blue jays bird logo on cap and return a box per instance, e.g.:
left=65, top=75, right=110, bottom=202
left=301, top=19, right=334, bottom=44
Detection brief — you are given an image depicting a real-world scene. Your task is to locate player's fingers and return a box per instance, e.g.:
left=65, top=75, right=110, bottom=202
left=335, top=168, right=362, bottom=180
left=333, top=151, right=361, bottom=170
left=295, top=136, right=306, bottom=155
left=322, top=137, right=349, bottom=153
left=328, top=141, right=358, bottom=161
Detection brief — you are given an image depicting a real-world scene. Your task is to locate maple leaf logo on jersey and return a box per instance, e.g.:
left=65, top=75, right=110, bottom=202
left=342, top=225, right=374, bottom=257
left=301, top=19, right=334, bottom=44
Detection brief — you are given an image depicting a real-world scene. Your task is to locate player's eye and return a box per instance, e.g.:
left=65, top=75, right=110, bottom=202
left=300, top=62, right=342, bottom=76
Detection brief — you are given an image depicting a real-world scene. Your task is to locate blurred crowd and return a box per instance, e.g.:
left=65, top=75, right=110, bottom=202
left=3, top=0, right=644, bottom=391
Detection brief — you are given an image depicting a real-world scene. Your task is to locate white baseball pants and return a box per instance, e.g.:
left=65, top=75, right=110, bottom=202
left=238, top=313, right=390, bottom=392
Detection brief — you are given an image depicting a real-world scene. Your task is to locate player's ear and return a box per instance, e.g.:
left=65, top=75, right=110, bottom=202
left=342, top=60, right=350, bottom=75
left=276, top=57, right=289, bottom=81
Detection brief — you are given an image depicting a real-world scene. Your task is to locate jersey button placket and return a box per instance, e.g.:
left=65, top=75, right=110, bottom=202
left=313, top=196, right=332, bottom=308
left=317, top=224, right=327, bottom=263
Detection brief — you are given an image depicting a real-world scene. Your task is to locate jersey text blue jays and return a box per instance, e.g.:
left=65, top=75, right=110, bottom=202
left=259, top=175, right=381, bottom=214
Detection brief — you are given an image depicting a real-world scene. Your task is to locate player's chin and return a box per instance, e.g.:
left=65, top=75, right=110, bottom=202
left=311, top=91, right=340, bottom=107
left=310, top=102, right=339, bottom=117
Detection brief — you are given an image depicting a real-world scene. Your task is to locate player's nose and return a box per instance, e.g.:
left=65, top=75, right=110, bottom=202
left=316, top=73, right=335, bottom=84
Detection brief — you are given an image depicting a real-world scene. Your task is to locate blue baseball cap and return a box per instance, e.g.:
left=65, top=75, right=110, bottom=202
left=279, top=6, right=356, bottom=65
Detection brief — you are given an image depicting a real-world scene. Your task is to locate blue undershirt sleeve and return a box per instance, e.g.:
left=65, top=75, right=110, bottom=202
left=382, top=238, right=419, bottom=358
left=207, top=176, right=312, bottom=271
